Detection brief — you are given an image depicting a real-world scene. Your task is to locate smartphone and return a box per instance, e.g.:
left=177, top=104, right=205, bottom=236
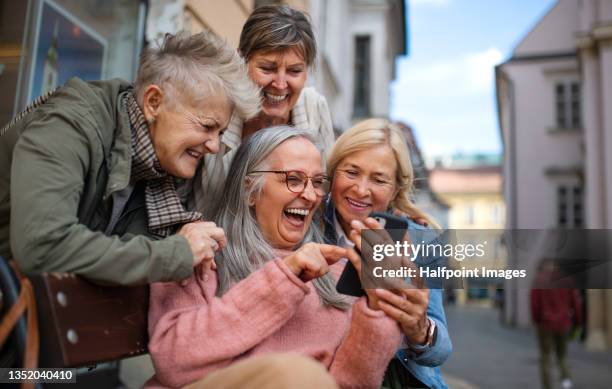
left=370, top=212, right=409, bottom=242
left=335, top=212, right=409, bottom=297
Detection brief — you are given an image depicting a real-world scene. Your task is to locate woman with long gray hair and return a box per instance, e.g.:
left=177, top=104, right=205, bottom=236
left=147, top=126, right=403, bottom=389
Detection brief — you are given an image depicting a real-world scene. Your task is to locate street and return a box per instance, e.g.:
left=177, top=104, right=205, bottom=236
left=441, top=305, right=612, bottom=389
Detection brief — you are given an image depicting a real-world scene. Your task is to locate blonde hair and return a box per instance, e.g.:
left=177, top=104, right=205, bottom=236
left=327, top=118, right=439, bottom=228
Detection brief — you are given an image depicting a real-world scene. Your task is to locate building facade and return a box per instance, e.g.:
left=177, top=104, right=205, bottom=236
left=429, top=166, right=506, bottom=304
left=2, top=0, right=407, bottom=136
left=309, top=0, right=406, bottom=132
left=496, top=0, right=612, bottom=350
left=0, top=0, right=146, bottom=128
left=145, top=0, right=407, bottom=133
left=146, top=0, right=309, bottom=49
left=395, top=122, right=449, bottom=229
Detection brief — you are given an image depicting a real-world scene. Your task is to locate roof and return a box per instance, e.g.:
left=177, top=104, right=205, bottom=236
left=429, top=166, right=502, bottom=194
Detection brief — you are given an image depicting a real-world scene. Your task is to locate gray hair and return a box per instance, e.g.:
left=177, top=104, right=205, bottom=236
left=213, top=126, right=349, bottom=310
left=239, top=5, right=317, bottom=66
left=135, top=30, right=261, bottom=120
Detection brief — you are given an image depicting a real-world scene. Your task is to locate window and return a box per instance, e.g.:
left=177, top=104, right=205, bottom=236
left=557, top=184, right=583, bottom=228
left=466, top=204, right=475, bottom=225
left=14, top=0, right=143, bottom=109
left=353, top=35, right=371, bottom=118
left=491, top=204, right=503, bottom=225
left=554, top=81, right=581, bottom=129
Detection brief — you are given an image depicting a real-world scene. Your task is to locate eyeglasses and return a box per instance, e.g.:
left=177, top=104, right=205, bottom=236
left=337, top=169, right=396, bottom=192
left=249, top=170, right=330, bottom=196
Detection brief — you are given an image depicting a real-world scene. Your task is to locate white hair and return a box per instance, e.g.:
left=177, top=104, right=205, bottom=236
left=134, top=30, right=261, bottom=120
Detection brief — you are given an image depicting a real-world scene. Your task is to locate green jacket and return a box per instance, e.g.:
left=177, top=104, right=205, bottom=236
left=0, top=78, right=193, bottom=285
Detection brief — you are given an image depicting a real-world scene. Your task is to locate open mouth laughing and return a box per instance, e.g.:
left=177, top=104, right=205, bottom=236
left=283, top=207, right=310, bottom=227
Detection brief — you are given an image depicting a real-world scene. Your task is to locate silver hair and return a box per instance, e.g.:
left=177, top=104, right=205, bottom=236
left=134, top=30, right=261, bottom=120
left=213, top=126, right=349, bottom=310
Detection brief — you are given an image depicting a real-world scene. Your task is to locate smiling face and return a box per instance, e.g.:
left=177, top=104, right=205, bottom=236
left=331, top=145, right=398, bottom=235
left=247, top=48, right=308, bottom=123
left=146, top=87, right=233, bottom=178
left=252, top=137, right=323, bottom=249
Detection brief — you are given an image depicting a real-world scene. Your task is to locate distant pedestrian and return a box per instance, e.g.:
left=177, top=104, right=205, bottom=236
left=530, top=259, right=583, bottom=389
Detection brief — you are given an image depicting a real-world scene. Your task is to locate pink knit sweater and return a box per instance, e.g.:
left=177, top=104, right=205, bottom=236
left=145, top=258, right=402, bottom=389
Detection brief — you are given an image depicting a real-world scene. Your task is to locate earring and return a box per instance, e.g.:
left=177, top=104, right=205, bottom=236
left=147, top=116, right=156, bottom=125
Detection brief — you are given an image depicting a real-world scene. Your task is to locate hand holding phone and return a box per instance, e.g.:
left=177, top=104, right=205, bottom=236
left=336, top=213, right=410, bottom=297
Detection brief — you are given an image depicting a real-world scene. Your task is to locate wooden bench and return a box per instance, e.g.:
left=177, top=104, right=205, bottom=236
left=30, top=273, right=149, bottom=368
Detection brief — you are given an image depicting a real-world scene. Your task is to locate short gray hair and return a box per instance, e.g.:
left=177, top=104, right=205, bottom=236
left=239, top=5, right=317, bottom=66
left=213, top=126, right=348, bottom=310
left=135, top=30, right=260, bottom=120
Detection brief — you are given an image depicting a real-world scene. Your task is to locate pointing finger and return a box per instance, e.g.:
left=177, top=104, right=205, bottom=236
left=318, top=244, right=348, bottom=264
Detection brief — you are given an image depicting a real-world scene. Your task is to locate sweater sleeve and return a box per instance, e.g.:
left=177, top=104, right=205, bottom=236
left=147, top=259, right=310, bottom=388
left=329, top=298, right=402, bottom=389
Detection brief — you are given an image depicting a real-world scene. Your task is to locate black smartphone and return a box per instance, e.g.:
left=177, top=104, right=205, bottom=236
left=335, top=212, right=409, bottom=297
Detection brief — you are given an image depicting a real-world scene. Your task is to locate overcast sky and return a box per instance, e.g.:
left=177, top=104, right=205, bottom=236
left=390, top=0, right=557, bottom=157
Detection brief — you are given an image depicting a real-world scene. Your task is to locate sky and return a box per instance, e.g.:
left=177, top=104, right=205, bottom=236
left=390, top=0, right=558, bottom=157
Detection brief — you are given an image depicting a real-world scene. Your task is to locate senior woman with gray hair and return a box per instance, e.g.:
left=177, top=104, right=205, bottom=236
left=147, top=127, right=403, bottom=389
left=0, top=30, right=259, bottom=285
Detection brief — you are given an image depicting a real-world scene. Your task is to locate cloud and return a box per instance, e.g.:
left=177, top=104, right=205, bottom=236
left=464, top=48, right=504, bottom=92
left=391, top=47, right=504, bottom=156
left=410, top=0, right=451, bottom=7
left=397, top=47, right=503, bottom=96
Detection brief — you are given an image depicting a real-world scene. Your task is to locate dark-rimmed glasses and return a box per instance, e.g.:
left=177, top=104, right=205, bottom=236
left=248, top=170, right=330, bottom=196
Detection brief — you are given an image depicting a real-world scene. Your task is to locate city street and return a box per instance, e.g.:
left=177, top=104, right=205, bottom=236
left=441, top=305, right=612, bottom=389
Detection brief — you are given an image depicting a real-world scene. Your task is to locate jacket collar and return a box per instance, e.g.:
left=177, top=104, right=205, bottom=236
left=104, top=88, right=134, bottom=200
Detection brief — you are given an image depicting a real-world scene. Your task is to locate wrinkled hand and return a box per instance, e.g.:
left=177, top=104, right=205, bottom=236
left=375, top=288, right=430, bottom=344
left=348, top=217, right=398, bottom=255
left=348, top=218, right=422, bottom=288
left=283, top=243, right=347, bottom=282
left=348, top=218, right=428, bottom=339
left=178, top=221, right=226, bottom=270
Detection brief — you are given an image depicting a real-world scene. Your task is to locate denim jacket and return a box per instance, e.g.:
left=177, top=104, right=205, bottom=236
left=322, top=197, right=452, bottom=389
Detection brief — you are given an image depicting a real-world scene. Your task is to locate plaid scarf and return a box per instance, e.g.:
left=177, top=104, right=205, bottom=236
left=123, top=92, right=202, bottom=237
